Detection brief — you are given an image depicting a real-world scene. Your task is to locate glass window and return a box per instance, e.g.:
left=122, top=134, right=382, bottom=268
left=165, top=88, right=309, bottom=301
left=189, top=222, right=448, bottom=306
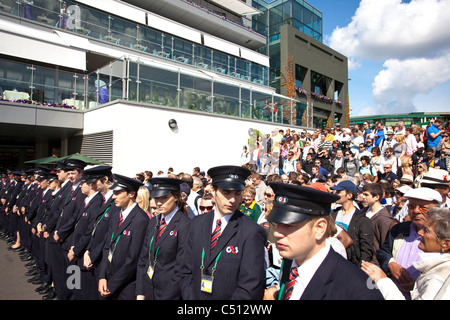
left=82, top=7, right=109, bottom=40
left=180, top=73, right=211, bottom=112
left=141, top=28, right=163, bottom=55
left=252, top=90, right=272, bottom=121
left=109, top=16, right=136, bottom=48
left=213, top=81, right=239, bottom=117
left=140, top=64, right=178, bottom=107
left=173, top=38, right=192, bottom=64
left=193, top=46, right=211, bottom=69
left=0, top=60, right=32, bottom=98
left=295, top=64, right=307, bottom=88
left=212, top=51, right=228, bottom=74
left=128, top=61, right=139, bottom=102
left=311, top=70, right=330, bottom=96
left=271, top=96, right=284, bottom=123
left=251, top=63, right=264, bottom=85
left=235, top=58, right=250, bottom=80
left=241, top=87, right=251, bottom=119
left=161, top=34, right=173, bottom=59
left=30, top=66, right=54, bottom=103
left=294, top=101, right=308, bottom=127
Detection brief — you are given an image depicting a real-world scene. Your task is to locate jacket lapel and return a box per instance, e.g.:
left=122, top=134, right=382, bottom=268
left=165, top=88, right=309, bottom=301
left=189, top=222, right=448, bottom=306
left=300, top=248, right=336, bottom=300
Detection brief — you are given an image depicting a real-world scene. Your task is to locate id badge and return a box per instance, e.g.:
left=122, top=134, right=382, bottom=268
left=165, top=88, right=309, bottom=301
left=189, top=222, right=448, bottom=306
left=147, top=265, right=154, bottom=279
left=200, top=275, right=214, bottom=293
left=108, top=249, right=113, bottom=262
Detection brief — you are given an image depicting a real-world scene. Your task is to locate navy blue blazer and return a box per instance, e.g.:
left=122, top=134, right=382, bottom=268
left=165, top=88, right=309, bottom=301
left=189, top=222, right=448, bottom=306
left=278, top=247, right=384, bottom=300
left=71, top=191, right=104, bottom=258
left=136, top=210, right=191, bottom=300
left=12, top=182, right=29, bottom=211
left=6, top=181, right=24, bottom=211
left=86, top=196, right=115, bottom=268
left=98, top=204, right=150, bottom=299
left=180, top=210, right=266, bottom=300
left=43, top=181, right=73, bottom=234
left=31, top=188, right=53, bottom=229
left=55, top=184, right=87, bottom=250
left=20, top=183, right=40, bottom=213
left=27, top=187, right=45, bottom=223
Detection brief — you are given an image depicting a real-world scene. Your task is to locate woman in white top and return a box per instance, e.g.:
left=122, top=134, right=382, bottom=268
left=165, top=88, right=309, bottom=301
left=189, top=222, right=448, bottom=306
left=361, top=207, right=450, bottom=300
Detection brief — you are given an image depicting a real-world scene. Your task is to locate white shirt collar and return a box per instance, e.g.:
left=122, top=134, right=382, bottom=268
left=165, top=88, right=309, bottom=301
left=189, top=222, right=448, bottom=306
left=290, top=241, right=331, bottom=300
left=61, top=179, right=70, bottom=188
left=120, top=202, right=137, bottom=222
left=85, top=191, right=99, bottom=206
left=72, top=181, right=81, bottom=189
left=212, top=210, right=234, bottom=233
left=161, top=206, right=179, bottom=225
left=104, top=190, right=113, bottom=202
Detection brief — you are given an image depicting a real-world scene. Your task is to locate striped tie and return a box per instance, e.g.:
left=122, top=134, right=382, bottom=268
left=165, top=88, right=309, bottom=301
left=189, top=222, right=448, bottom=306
left=210, top=219, right=221, bottom=252
left=118, top=211, right=124, bottom=227
left=155, top=217, right=167, bottom=244
left=283, top=267, right=298, bottom=300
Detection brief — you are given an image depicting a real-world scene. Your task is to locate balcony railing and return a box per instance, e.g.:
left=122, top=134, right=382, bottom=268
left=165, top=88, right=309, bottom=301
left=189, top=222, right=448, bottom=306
left=0, top=56, right=310, bottom=127
left=0, top=0, right=269, bottom=85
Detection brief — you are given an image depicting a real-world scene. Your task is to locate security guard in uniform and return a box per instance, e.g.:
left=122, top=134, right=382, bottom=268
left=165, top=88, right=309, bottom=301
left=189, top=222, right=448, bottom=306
left=98, top=174, right=150, bottom=300
left=136, top=177, right=191, bottom=300
left=41, top=160, right=73, bottom=300
left=67, top=168, right=104, bottom=300
left=180, top=165, right=266, bottom=300
left=83, top=166, right=115, bottom=299
left=266, top=182, right=384, bottom=300
left=52, top=159, right=87, bottom=300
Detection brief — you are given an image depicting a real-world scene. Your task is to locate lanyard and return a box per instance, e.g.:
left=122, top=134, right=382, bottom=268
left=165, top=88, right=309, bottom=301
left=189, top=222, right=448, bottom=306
left=200, top=247, right=222, bottom=277
left=147, top=236, right=160, bottom=265
left=92, top=206, right=110, bottom=236
left=277, top=259, right=286, bottom=300
left=109, top=231, right=121, bottom=258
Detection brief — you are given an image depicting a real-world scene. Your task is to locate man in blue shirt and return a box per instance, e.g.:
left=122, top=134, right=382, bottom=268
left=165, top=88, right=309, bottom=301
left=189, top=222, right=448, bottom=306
left=374, top=122, right=385, bottom=148
left=426, top=119, right=445, bottom=152
left=362, top=121, right=372, bottom=142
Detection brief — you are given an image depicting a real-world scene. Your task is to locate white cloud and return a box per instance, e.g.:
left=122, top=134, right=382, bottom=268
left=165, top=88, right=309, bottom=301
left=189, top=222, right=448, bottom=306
left=327, top=0, right=450, bottom=114
left=356, top=106, right=378, bottom=117
left=372, top=51, right=450, bottom=111
left=328, top=0, right=450, bottom=61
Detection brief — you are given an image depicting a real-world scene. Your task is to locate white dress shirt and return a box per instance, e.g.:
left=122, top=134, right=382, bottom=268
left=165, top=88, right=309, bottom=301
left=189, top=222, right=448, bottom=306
left=290, top=241, right=331, bottom=300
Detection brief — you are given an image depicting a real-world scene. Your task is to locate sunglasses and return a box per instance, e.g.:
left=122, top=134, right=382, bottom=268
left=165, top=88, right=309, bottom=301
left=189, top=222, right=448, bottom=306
left=264, top=193, right=274, bottom=197
left=200, top=206, right=214, bottom=212
left=407, top=203, right=430, bottom=214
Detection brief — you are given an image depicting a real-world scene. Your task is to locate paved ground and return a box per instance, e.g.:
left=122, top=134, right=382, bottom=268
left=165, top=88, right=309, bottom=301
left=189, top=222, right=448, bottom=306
left=0, top=239, right=42, bottom=300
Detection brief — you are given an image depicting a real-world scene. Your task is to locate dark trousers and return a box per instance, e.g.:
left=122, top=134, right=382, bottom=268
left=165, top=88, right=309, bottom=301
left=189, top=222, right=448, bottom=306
left=48, top=239, right=72, bottom=300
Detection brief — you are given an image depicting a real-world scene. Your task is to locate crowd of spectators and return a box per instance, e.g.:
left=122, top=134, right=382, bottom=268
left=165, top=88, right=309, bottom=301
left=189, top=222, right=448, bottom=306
left=129, top=118, right=450, bottom=300
left=1, top=118, right=449, bottom=300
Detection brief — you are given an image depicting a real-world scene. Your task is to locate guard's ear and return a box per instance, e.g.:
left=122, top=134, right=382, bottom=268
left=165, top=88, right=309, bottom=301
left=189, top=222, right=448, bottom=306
left=313, top=217, right=328, bottom=241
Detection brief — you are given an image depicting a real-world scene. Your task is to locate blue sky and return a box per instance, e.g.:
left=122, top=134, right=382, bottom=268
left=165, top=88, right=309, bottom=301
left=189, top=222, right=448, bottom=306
left=306, top=0, right=450, bottom=117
